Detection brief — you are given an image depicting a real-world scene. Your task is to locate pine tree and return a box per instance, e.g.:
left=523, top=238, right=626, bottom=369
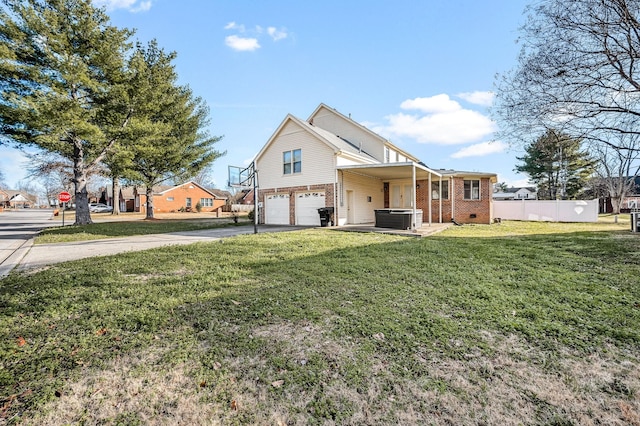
left=0, top=0, right=134, bottom=224
left=123, top=41, right=224, bottom=219
left=516, top=130, right=596, bottom=200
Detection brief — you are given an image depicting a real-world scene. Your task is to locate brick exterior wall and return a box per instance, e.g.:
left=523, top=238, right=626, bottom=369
left=417, top=177, right=493, bottom=224
left=258, top=184, right=335, bottom=225
left=449, top=177, right=493, bottom=224
left=136, top=184, right=225, bottom=213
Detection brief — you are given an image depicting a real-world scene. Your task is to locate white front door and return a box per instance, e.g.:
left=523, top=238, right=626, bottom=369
left=346, top=190, right=355, bottom=224
left=265, top=194, right=290, bottom=224
left=295, top=192, right=325, bottom=226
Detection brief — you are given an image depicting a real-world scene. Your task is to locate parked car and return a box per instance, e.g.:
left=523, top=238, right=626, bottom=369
left=89, top=203, right=113, bottom=213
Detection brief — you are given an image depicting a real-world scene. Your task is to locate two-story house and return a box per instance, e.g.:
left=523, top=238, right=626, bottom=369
left=254, top=104, right=497, bottom=228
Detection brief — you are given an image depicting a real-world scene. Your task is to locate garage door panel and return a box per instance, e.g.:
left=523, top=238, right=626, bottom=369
left=296, top=192, right=326, bottom=226
left=265, top=194, right=289, bottom=225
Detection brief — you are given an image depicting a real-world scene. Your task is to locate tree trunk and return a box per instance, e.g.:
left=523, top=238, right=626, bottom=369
left=112, top=177, right=121, bottom=215
left=73, top=140, right=92, bottom=225
left=611, top=195, right=623, bottom=215
left=145, top=186, right=154, bottom=219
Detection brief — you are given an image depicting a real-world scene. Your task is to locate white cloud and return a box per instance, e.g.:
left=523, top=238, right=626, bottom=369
left=267, top=27, right=288, bottom=41
left=224, top=22, right=288, bottom=51
left=400, top=94, right=461, bottom=113
left=457, top=91, right=495, bottom=107
left=373, top=94, right=497, bottom=145
left=224, top=22, right=246, bottom=32
left=225, top=35, right=260, bottom=52
left=451, top=141, right=508, bottom=158
left=93, top=0, right=151, bottom=12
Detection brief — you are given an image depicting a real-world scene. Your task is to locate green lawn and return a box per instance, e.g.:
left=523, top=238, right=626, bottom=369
left=1, top=220, right=639, bottom=425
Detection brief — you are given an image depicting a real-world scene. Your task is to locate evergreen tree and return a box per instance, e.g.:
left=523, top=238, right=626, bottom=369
left=516, top=130, right=596, bottom=200
left=123, top=41, right=224, bottom=219
left=0, top=0, right=133, bottom=224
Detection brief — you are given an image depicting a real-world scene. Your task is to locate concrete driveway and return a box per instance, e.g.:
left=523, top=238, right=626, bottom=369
left=0, top=213, right=304, bottom=277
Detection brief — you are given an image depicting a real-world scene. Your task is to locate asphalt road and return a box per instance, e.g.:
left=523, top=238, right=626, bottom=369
left=0, top=208, right=60, bottom=277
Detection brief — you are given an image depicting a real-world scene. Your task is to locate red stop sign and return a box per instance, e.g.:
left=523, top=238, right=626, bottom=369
left=58, top=191, right=71, bottom=203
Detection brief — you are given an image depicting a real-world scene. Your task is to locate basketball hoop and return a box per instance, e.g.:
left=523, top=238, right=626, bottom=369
left=228, top=162, right=258, bottom=234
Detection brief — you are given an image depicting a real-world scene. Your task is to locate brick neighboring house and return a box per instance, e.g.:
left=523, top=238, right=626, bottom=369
left=254, top=104, right=497, bottom=227
left=134, top=181, right=227, bottom=213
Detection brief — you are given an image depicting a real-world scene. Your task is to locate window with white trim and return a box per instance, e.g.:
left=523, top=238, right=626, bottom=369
left=464, top=180, right=480, bottom=200
left=200, top=198, right=213, bottom=207
left=283, top=149, right=301, bottom=175
left=431, top=181, right=449, bottom=200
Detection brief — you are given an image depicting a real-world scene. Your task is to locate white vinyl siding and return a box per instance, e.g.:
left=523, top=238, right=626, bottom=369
left=338, top=172, right=384, bottom=225
left=311, top=106, right=386, bottom=161
left=257, top=121, right=335, bottom=189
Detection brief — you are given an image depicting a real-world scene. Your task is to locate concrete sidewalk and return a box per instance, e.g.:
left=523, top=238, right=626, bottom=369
left=1, top=225, right=303, bottom=276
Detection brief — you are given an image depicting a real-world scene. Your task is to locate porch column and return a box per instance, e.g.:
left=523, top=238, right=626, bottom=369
left=428, top=173, right=432, bottom=226
left=439, top=178, right=443, bottom=224
left=412, top=163, right=417, bottom=230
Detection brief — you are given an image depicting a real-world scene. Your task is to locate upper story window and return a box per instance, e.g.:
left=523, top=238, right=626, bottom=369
left=283, top=149, right=301, bottom=175
left=384, top=147, right=390, bottom=163
left=431, top=181, right=449, bottom=200
left=464, top=180, right=480, bottom=200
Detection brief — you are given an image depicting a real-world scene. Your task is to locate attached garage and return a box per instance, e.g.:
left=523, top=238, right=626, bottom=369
left=295, top=191, right=326, bottom=226
left=265, top=193, right=290, bottom=224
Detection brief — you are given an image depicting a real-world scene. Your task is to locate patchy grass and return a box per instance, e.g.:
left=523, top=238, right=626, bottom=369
left=1, top=221, right=639, bottom=425
left=35, top=218, right=250, bottom=244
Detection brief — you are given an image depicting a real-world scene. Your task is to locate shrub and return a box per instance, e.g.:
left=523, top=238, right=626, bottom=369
left=248, top=209, right=255, bottom=221
left=195, top=202, right=202, bottom=213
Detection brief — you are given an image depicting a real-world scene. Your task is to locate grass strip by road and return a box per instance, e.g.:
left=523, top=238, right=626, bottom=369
left=1, top=220, right=639, bottom=424
left=35, top=218, right=251, bottom=244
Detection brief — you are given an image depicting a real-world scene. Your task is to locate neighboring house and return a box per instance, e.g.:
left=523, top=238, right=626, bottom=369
left=231, top=188, right=255, bottom=205
left=493, top=187, right=538, bottom=201
left=134, top=181, right=227, bottom=213
left=100, top=185, right=140, bottom=212
left=254, top=104, right=497, bottom=227
left=0, top=189, right=37, bottom=208
left=598, top=176, right=640, bottom=213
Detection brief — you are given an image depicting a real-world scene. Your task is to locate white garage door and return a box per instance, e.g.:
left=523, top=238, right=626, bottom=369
left=295, top=191, right=326, bottom=226
left=265, top=193, right=290, bottom=225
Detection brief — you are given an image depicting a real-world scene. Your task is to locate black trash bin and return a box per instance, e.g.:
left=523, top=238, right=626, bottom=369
left=317, top=207, right=334, bottom=227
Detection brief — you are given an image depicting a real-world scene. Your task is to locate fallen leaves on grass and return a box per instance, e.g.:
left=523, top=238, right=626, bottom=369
left=271, top=380, right=284, bottom=388
left=16, top=336, right=26, bottom=347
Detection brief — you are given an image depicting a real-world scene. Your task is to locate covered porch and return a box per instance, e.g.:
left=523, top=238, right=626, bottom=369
left=335, top=162, right=447, bottom=230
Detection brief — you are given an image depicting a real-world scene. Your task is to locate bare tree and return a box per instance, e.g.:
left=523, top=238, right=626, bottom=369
left=594, top=135, right=640, bottom=214
left=493, top=0, right=640, bottom=154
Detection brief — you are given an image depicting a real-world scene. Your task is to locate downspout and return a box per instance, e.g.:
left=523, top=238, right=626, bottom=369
left=412, top=163, right=417, bottom=231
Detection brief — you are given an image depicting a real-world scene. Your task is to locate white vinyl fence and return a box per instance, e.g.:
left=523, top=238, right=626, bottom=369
left=493, top=199, right=599, bottom=222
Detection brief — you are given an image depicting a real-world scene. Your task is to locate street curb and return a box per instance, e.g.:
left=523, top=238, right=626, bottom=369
left=0, top=237, right=34, bottom=279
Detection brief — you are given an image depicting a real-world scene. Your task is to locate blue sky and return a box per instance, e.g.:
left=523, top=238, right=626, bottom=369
left=0, top=0, right=533, bottom=190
